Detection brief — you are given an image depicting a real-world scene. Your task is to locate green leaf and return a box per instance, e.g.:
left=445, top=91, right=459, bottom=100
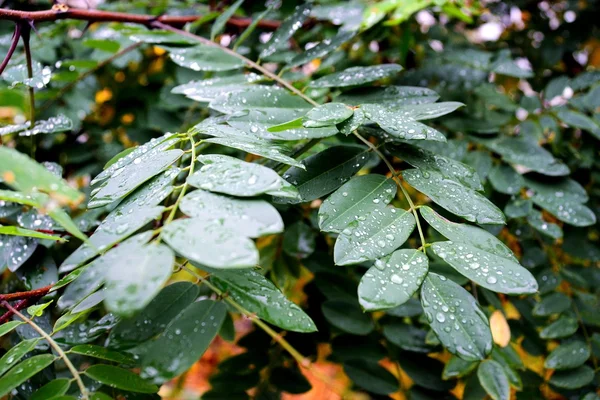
left=389, top=143, right=482, bottom=190
left=70, top=344, right=135, bottom=364
left=527, top=210, right=562, bottom=239
left=164, top=45, right=245, bottom=72
left=361, top=104, right=447, bottom=141
left=540, top=316, right=579, bottom=339
left=0, top=226, right=65, bottom=241
left=421, top=273, right=492, bottom=361
left=141, top=300, right=226, bottom=384
left=490, top=59, right=533, bottom=78
left=337, top=107, right=365, bottom=135
left=259, top=4, right=311, bottom=59
left=556, top=109, right=600, bottom=138
left=279, top=145, right=370, bottom=204
left=421, top=206, right=537, bottom=294
left=310, top=64, right=403, bottom=88
left=322, top=299, right=374, bottom=335
left=442, top=356, right=478, bottom=379
left=544, top=341, right=590, bottom=370
left=211, top=269, right=317, bottom=333
left=0, top=115, right=73, bottom=137
left=0, top=234, right=37, bottom=272
left=532, top=292, right=571, bottom=317
left=162, top=218, right=258, bottom=269
left=210, top=86, right=310, bottom=118
left=0, top=354, right=56, bottom=397
left=343, top=360, right=398, bottom=395
left=303, top=103, right=354, bottom=128
left=30, top=379, right=71, bottom=400
left=188, top=155, right=298, bottom=199
left=488, top=164, right=524, bottom=195
left=382, top=322, right=430, bottom=352
left=27, top=300, right=53, bottom=317
left=358, top=249, right=428, bottom=310
left=266, top=117, right=304, bottom=132
left=89, top=149, right=183, bottom=208
left=104, top=242, right=174, bottom=317
left=180, top=189, right=283, bottom=237
left=334, top=207, right=415, bottom=265
left=211, top=0, right=244, bottom=40
left=0, top=338, right=41, bottom=376
left=524, top=177, right=596, bottom=227
left=319, top=174, right=397, bottom=233
left=403, top=169, right=505, bottom=224
left=0, top=147, right=84, bottom=206
left=339, top=86, right=439, bottom=108
left=549, top=365, right=595, bottom=389
left=108, top=282, right=199, bottom=349
left=282, top=221, right=316, bottom=259
left=0, top=321, right=22, bottom=337
left=477, top=360, right=510, bottom=400
left=395, top=102, right=464, bottom=121
left=58, top=232, right=154, bottom=310
left=287, top=30, right=355, bottom=68
left=172, top=73, right=262, bottom=102
left=475, top=136, right=569, bottom=176
left=3, top=61, right=50, bottom=88
left=85, top=365, right=158, bottom=393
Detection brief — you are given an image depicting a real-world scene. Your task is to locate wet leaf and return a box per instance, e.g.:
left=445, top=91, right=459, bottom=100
left=343, top=360, right=398, bottom=395
left=0, top=234, right=37, bottom=272
left=85, top=365, right=158, bottom=393
left=421, top=273, right=492, bottom=361
left=211, top=269, right=317, bottom=332
left=188, top=154, right=298, bottom=199
left=544, top=341, right=590, bottom=370
left=477, top=360, right=510, bottom=400
left=30, top=379, right=71, bottom=400
left=303, top=103, right=354, bottom=128
left=2, top=61, right=51, bottom=88
left=211, top=0, right=244, bottom=40
left=421, top=206, right=537, bottom=294
left=549, top=365, right=595, bottom=389
left=322, top=299, right=374, bottom=335
left=539, top=316, right=578, bottom=339
left=180, top=189, right=283, bottom=236
left=260, top=4, right=312, bottom=59
left=319, top=174, right=397, bottom=233
left=279, top=145, right=370, bottom=204
left=358, top=249, right=428, bottom=311
left=339, top=86, right=439, bottom=107
left=172, top=73, right=262, bottom=102
left=141, top=300, right=226, bottom=384
left=361, top=104, right=447, bottom=141
left=70, top=344, right=135, bottom=364
left=489, top=164, right=524, bottom=195
left=0, top=226, right=65, bottom=241
left=0, top=338, right=41, bottom=376
left=310, top=64, right=403, bottom=88
left=164, top=45, right=244, bottom=72
left=287, top=30, right=355, bottom=68
left=0, top=354, right=56, bottom=397
left=334, top=207, right=415, bottom=265
left=162, top=218, right=258, bottom=269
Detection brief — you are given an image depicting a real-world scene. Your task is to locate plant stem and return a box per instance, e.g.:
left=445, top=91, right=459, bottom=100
left=2, top=301, right=89, bottom=399
left=0, top=23, right=21, bottom=76
left=151, top=21, right=319, bottom=107
left=352, top=131, right=427, bottom=253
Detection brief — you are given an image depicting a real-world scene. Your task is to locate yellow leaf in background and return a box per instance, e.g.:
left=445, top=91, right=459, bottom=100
left=490, top=310, right=511, bottom=347
left=95, top=88, right=113, bottom=103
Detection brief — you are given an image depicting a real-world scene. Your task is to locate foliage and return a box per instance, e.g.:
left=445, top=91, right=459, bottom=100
left=0, top=0, right=599, bottom=399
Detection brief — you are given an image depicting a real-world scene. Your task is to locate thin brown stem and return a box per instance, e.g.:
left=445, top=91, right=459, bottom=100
left=0, top=284, right=53, bottom=302
left=0, top=22, right=20, bottom=76
left=0, top=298, right=32, bottom=324
left=21, top=24, right=35, bottom=127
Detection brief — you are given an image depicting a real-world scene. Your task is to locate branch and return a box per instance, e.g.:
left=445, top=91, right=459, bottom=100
left=0, top=7, right=281, bottom=29
left=0, top=298, right=32, bottom=324
left=0, top=22, right=21, bottom=75
left=0, top=284, right=53, bottom=302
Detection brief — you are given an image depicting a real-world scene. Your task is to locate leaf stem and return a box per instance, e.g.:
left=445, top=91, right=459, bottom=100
left=352, top=131, right=427, bottom=254
left=0, top=22, right=21, bottom=76
left=1, top=301, right=89, bottom=399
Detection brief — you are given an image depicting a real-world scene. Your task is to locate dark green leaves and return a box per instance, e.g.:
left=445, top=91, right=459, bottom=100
left=544, top=341, right=590, bottom=370
left=303, top=103, right=353, bottom=127
left=260, top=4, right=311, bottom=59
left=477, top=360, right=510, bottom=400
left=280, top=145, right=370, bottom=203
left=141, top=300, right=226, bottom=384
left=421, top=273, right=492, bottom=361
left=166, top=45, right=245, bottom=71
left=549, top=366, right=595, bottom=389
left=287, top=30, right=355, bottom=68
left=421, top=206, right=537, bottom=294
left=0, top=354, right=56, bottom=397
left=358, top=249, right=428, bottom=311
left=361, top=104, right=447, bottom=141
left=85, top=365, right=158, bottom=393
left=322, top=299, right=374, bottom=335
left=310, top=64, right=403, bottom=88
left=211, top=269, right=317, bottom=332
left=319, top=174, right=397, bottom=233
left=343, top=360, right=398, bottom=395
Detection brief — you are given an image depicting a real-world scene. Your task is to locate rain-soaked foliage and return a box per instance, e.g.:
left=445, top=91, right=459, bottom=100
left=0, top=0, right=599, bottom=399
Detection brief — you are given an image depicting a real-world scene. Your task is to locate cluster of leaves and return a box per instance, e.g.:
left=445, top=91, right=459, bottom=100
left=0, top=0, right=599, bottom=399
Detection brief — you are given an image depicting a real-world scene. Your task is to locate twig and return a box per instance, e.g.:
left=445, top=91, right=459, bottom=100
left=2, top=301, right=89, bottom=400
left=39, top=42, right=142, bottom=112
left=21, top=23, right=35, bottom=127
left=0, top=298, right=32, bottom=324
left=0, top=284, right=53, bottom=302
left=0, top=8, right=281, bottom=29
left=0, top=22, right=20, bottom=76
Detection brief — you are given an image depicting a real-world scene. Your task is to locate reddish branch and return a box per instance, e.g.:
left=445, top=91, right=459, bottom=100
left=0, top=22, right=20, bottom=75
left=0, top=285, right=53, bottom=324
left=0, top=7, right=281, bottom=29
